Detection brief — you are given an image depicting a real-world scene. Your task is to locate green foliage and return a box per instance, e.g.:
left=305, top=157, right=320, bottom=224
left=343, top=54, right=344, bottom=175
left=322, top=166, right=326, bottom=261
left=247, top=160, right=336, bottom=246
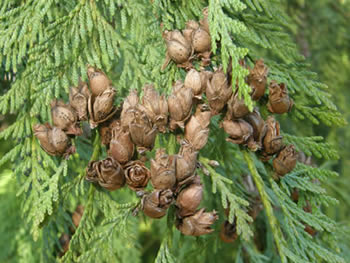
left=0, top=0, right=348, bottom=263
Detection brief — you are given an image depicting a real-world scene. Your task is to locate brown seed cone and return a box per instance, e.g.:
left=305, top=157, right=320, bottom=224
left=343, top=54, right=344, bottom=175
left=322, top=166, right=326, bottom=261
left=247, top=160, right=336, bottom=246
left=200, top=70, right=213, bottom=93
left=87, top=67, right=112, bottom=97
left=142, top=189, right=173, bottom=219
left=176, top=208, right=218, bottom=236
left=51, top=99, right=82, bottom=136
left=185, top=20, right=211, bottom=54
left=206, top=67, right=232, bottom=115
left=124, top=160, right=150, bottom=191
left=69, top=81, right=91, bottom=121
left=226, top=92, right=250, bottom=120
left=121, top=89, right=140, bottom=130
left=176, top=143, right=198, bottom=185
left=244, top=109, right=267, bottom=149
left=267, top=81, right=294, bottom=114
left=221, top=119, right=258, bottom=151
left=72, top=205, right=84, bottom=228
left=176, top=182, right=203, bottom=217
left=273, top=145, right=298, bottom=177
left=162, top=30, right=192, bottom=70
left=88, top=86, right=117, bottom=128
left=33, top=123, right=72, bottom=157
left=304, top=225, right=317, bottom=237
left=261, top=116, right=283, bottom=160
left=291, top=188, right=299, bottom=203
left=220, top=220, right=238, bottom=243
left=184, top=69, right=202, bottom=100
left=129, top=110, right=157, bottom=154
left=86, top=157, right=125, bottom=191
left=108, top=121, right=134, bottom=164
left=168, top=81, right=193, bottom=130
left=58, top=233, right=70, bottom=257
left=141, top=84, right=168, bottom=133
left=150, top=148, right=176, bottom=190
left=184, top=105, right=211, bottom=151
left=247, top=59, right=269, bottom=101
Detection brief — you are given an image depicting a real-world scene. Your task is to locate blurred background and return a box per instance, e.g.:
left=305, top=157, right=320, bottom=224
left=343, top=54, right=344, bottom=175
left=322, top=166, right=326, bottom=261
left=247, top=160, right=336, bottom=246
left=0, top=0, right=349, bottom=261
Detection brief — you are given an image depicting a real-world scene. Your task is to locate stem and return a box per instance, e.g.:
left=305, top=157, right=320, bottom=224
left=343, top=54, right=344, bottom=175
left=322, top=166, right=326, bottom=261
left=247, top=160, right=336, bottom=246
left=90, top=131, right=101, bottom=161
left=243, top=150, right=287, bottom=263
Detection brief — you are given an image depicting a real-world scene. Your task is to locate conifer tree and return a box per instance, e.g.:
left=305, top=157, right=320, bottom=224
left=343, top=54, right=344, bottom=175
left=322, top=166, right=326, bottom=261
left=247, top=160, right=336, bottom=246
left=0, top=1, right=348, bottom=263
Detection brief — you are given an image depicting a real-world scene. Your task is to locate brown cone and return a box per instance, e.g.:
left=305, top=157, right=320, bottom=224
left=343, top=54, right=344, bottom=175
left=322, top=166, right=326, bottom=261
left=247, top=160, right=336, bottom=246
left=150, top=148, right=176, bottom=190
left=220, top=220, right=238, bottom=243
left=244, top=109, right=267, bottom=149
left=142, top=189, right=173, bottom=219
left=51, top=99, right=82, bottom=135
left=273, top=145, right=298, bottom=177
left=124, top=160, right=150, bottom=191
left=175, top=143, right=198, bottom=185
left=226, top=92, right=250, bottom=120
left=261, top=116, right=284, bottom=160
left=267, top=81, right=294, bottom=114
left=87, top=67, right=112, bottom=97
left=108, top=121, right=134, bottom=164
left=176, top=182, right=203, bottom=217
left=247, top=59, right=269, bottom=101
left=69, top=81, right=91, bottom=121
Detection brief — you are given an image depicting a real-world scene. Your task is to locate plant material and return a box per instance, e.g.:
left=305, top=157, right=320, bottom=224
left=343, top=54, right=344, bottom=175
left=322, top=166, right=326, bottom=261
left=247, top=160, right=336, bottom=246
left=140, top=84, right=168, bottom=133
left=88, top=86, right=117, bottom=128
left=51, top=99, right=82, bottom=135
left=273, top=144, right=298, bottom=177
left=129, top=110, right=157, bottom=153
left=108, top=121, right=134, bottom=164
left=86, top=157, right=125, bottom=191
left=162, top=30, right=192, bottom=70
left=199, top=7, right=209, bottom=34
left=226, top=91, right=250, bottom=120
left=261, top=116, right=284, bottom=160
left=247, top=59, right=269, bottom=101
left=220, top=220, right=238, bottom=243
left=206, top=67, right=232, bottom=115
left=244, top=109, right=267, bottom=149
left=176, top=208, right=218, bottom=236
left=184, top=104, right=211, bottom=151
left=58, top=233, right=70, bottom=257
left=176, top=182, right=203, bottom=217
left=175, top=143, right=198, bottom=185
left=124, top=160, right=151, bottom=191
left=33, top=123, right=74, bottom=158
left=150, top=148, right=176, bottom=190
left=142, top=189, right=173, bottom=219
left=221, top=119, right=258, bottom=151
left=87, top=67, right=112, bottom=97
left=69, top=81, right=91, bottom=121
left=72, top=205, right=84, bottom=228
left=184, top=69, right=203, bottom=100
left=168, top=81, right=193, bottom=130
left=267, top=81, right=294, bottom=114
left=121, top=89, right=140, bottom=130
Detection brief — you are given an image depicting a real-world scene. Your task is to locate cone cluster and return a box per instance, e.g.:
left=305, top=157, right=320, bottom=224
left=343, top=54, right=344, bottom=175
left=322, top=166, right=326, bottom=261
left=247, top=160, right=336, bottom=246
left=34, top=7, right=304, bottom=240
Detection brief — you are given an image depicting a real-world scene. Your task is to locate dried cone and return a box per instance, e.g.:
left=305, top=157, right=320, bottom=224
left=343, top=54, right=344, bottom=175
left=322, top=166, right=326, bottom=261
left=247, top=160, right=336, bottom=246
left=176, top=181, right=203, bottom=217
left=185, top=20, right=211, bottom=54
left=142, top=189, right=173, bottom=219
left=176, top=143, right=198, bottom=185
left=87, top=67, right=112, bottom=97
left=220, top=220, right=238, bottom=243
left=226, top=92, right=250, bottom=120
left=51, top=99, right=82, bottom=135
left=124, top=160, right=151, bottom=191
left=72, top=205, right=84, bottom=228
left=150, top=148, right=176, bottom=190
left=273, top=145, right=298, bottom=177
left=108, top=121, right=134, bottom=164
left=58, top=233, right=70, bottom=257
left=199, top=7, right=210, bottom=34
left=176, top=208, right=218, bottom=236
left=162, top=30, right=192, bottom=70
left=69, top=81, right=91, bottom=121
left=206, top=67, right=232, bottom=115
left=168, top=81, right=193, bottom=130
left=98, top=116, right=119, bottom=146
left=86, top=157, right=125, bottom=191
left=121, top=89, right=140, bottom=130
left=261, top=116, right=284, bottom=160
left=33, top=124, right=74, bottom=158
left=221, top=119, right=258, bottom=151
left=199, top=71, right=213, bottom=93
left=267, top=81, right=294, bottom=114
left=247, top=59, right=269, bottom=101
left=129, top=110, right=157, bottom=153
left=184, top=104, right=211, bottom=151
left=141, top=84, right=168, bottom=133
left=88, top=86, right=117, bottom=128
left=244, top=109, right=267, bottom=149
left=184, top=69, right=203, bottom=100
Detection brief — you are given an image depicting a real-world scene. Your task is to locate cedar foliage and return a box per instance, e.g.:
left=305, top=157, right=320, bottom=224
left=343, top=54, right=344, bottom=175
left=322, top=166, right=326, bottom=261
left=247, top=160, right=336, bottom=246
left=0, top=0, right=349, bottom=262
